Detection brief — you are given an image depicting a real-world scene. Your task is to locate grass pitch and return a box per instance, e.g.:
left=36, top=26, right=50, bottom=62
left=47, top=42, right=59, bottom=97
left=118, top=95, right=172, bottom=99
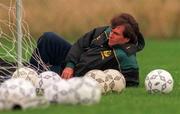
left=1, top=39, right=180, bottom=114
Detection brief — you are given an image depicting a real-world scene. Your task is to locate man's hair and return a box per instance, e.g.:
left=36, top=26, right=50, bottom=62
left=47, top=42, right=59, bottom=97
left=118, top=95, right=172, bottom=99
left=122, top=23, right=137, bottom=44
left=110, top=13, right=139, bottom=34
left=110, top=13, right=139, bottom=43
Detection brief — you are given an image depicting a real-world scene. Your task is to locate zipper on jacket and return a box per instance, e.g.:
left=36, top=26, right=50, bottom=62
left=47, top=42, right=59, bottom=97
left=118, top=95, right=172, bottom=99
left=113, top=49, right=121, bottom=72
left=105, top=30, right=121, bottom=71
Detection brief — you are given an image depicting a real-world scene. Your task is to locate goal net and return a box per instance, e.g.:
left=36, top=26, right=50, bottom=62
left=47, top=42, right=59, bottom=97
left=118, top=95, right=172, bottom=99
left=0, top=0, right=48, bottom=82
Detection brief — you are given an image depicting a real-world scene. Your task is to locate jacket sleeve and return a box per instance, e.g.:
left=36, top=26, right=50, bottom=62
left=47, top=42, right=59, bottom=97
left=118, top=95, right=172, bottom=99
left=65, top=26, right=108, bottom=66
left=122, top=69, right=139, bottom=87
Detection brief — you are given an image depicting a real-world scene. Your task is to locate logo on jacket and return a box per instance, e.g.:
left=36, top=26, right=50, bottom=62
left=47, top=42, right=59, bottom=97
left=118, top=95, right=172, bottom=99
left=100, top=50, right=112, bottom=59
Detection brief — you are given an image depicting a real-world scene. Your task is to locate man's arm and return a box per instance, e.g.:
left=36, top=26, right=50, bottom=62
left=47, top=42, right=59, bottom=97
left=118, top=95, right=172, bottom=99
left=62, top=26, right=108, bottom=79
left=65, top=26, right=109, bottom=67
left=61, top=31, right=95, bottom=79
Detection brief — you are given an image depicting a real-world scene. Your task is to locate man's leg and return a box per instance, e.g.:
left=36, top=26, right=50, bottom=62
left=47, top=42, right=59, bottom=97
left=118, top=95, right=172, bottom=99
left=29, top=32, right=72, bottom=74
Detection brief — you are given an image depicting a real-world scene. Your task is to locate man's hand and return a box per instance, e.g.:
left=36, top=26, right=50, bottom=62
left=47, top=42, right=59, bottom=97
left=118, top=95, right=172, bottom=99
left=61, top=67, right=74, bottom=79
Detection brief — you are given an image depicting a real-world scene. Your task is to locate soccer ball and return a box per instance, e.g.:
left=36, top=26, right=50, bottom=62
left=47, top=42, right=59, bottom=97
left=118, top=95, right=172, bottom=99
left=0, top=78, right=36, bottom=101
left=0, top=100, right=4, bottom=110
left=35, top=71, right=61, bottom=95
left=0, top=95, right=49, bottom=110
left=0, top=75, right=11, bottom=85
left=12, top=67, right=38, bottom=85
left=67, top=77, right=101, bottom=105
left=104, top=69, right=126, bottom=93
left=67, top=77, right=82, bottom=104
left=44, top=79, right=71, bottom=104
left=145, top=69, right=174, bottom=94
left=84, top=69, right=111, bottom=93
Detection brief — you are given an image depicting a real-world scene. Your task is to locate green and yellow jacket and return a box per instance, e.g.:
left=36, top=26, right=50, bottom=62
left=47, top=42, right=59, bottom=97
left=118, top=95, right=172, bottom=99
left=65, top=26, right=145, bottom=86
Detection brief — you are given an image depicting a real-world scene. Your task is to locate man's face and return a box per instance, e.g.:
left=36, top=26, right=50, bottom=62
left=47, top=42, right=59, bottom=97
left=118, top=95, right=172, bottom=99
left=108, top=25, right=129, bottom=47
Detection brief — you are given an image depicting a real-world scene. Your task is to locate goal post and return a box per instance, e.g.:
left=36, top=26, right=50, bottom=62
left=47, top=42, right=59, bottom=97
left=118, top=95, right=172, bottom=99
left=16, top=0, right=23, bottom=68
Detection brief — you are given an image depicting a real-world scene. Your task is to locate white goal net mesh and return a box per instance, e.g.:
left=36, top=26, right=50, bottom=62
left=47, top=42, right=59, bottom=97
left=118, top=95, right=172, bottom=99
left=0, top=0, right=48, bottom=82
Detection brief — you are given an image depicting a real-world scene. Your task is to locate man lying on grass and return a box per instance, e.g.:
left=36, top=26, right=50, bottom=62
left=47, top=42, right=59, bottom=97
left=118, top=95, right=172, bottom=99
left=0, top=13, right=145, bottom=87
left=29, top=13, right=145, bottom=87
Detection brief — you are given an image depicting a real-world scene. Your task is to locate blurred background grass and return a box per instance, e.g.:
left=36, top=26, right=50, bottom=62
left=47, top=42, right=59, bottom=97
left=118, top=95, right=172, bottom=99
left=0, top=0, right=180, bottom=41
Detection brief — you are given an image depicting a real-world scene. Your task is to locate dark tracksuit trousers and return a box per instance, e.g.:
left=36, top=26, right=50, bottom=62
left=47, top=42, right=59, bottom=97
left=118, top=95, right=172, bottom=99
left=29, top=32, right=72, bottom=74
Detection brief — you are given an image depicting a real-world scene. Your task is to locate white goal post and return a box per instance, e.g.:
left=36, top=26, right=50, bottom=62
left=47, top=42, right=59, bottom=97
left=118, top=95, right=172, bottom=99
left=16, top=0, right=23, bottom=68
left=0, top=0, right=48, bottom=77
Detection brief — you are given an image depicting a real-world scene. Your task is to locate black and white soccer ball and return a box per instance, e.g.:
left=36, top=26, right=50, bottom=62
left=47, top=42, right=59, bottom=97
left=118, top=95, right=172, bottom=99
left=145, top=69, right=174, bottom=94
left=67, top=77, right=101, bottom=105
left=44, top=79, right=71, bottom=104
left=12, top=67, right=38, bottom=86
left=84, top=69, right=111, bottom=93
left=35, top=71, right=61, bottom=95
left=0, top=78, right=36, bottom=101
left=0, top=100, right=4, bottom=110
left=0, top=95, right=49, bottom=110
left=104, top=69, right=126, bottom=93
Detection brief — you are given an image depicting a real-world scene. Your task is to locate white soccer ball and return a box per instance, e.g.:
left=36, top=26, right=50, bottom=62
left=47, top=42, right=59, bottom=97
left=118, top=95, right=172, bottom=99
left=0, top=95, right=49, bottom=110
left=104, top=69, right=126, bottom=93
left=0, top=78, right=36, bottom=101
left=145, top=69, right=174, bottom=94
left=0, top=100, right=4, bottom=110
left=12, top=67, right=38, bottom=85
left=44, top=79, right=71, bottom=104
left=35, top=71, right=61, bottom=95
left=66, top=77, right=83, bottom=105
left=84, top=69, right=111, bottom=93
left=67, top=77, right=101, bottom=105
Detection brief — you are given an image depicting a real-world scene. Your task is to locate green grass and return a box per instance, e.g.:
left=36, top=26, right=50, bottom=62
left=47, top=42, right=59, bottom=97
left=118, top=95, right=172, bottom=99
left=1, top=39, right=180, bottom=114
left=0, top=37, right=36, bottom=62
